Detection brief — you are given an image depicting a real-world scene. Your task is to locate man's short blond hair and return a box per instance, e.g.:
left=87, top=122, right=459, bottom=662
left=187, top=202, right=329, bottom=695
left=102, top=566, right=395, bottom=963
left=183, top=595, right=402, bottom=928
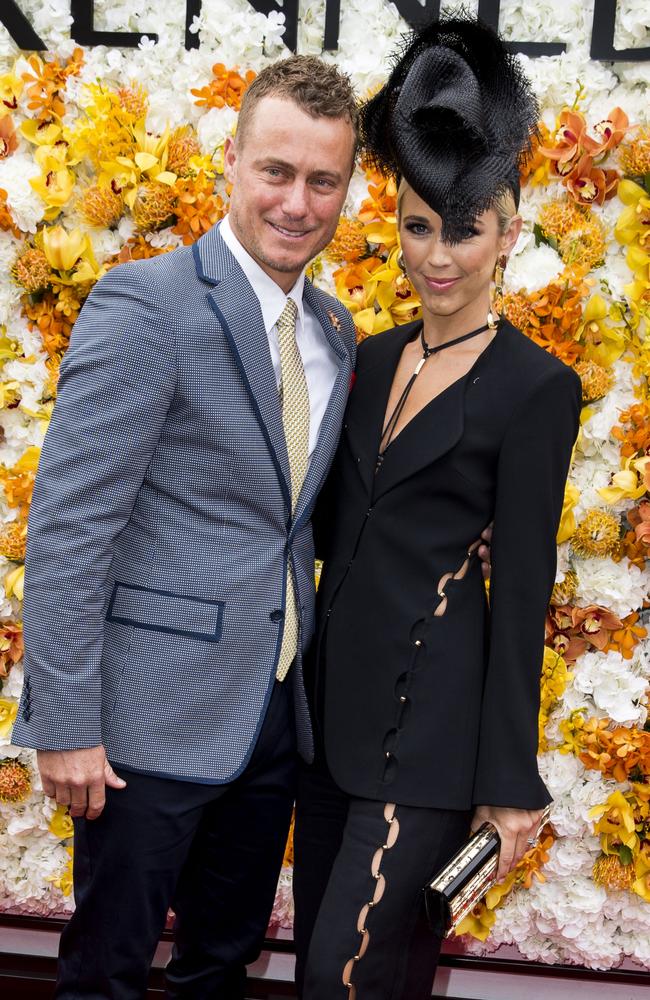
left=236, top=55, right=358, bottom=154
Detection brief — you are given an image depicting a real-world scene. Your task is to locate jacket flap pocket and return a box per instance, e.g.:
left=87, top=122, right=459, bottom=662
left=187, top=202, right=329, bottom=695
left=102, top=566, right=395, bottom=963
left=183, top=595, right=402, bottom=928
left=107, top=583, right=224, bottom=642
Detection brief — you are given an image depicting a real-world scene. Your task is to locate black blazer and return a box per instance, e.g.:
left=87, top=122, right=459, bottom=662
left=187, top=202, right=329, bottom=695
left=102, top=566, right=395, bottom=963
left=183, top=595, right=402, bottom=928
left=308, top=319, right=582, bottom=811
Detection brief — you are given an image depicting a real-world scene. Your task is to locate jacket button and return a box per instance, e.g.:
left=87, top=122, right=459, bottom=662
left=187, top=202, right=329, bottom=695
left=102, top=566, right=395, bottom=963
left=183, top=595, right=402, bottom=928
left=270, top=609, right=284, bottom=622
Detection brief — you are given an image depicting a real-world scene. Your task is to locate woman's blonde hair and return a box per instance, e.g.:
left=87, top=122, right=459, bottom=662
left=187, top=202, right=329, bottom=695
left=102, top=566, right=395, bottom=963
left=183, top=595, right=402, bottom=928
left=397, top=178, right=518, bottom=235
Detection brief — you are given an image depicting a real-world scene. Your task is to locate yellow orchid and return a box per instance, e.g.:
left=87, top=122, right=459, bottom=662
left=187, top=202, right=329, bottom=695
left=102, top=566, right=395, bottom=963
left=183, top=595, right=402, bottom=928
left=0, top=333, right=20, bottom=363
left=48, top=804, right=74, bottom=839
left=455, top=903, right=496, bottom=941
left=334, top=259, right=382, bottom=336
left=364, top=219, right=399, bottom=252
left=577, top=294, right=626, bottom=367
left=625, top=243, right=650, bottom=305
left=633, top=844, right=650, bottom=904
left=0, top=381, right=21, bottom=408
left=20, top=119, right=62, bottom=147
left=0, top=70, right=24, bottom=118
left=557, top=481, right=580, bottom=542
left=42, top=226, right=100, bottom=283
left=30, top=159, right=75, bottom=220
left=48, top=845, right=74, bottom=896
left=14, top=446, right=41, bottom=473
left=589, top=790, right=639, bottom=853
left=598, top=456, right=650, bottom=504
left=0, top=697, right=18, bottom=738
left=4, top=564, right=24, bottom=600
left=615, top=180, right=650, bottom=248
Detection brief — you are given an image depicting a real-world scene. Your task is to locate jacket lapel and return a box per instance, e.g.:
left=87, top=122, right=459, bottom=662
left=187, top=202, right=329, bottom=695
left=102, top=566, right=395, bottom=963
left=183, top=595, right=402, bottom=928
left=292, top=282, right=352, bottom=528
left=193, top=227, right=291, bottom=511
left=344, top=323, right=416, bottom=496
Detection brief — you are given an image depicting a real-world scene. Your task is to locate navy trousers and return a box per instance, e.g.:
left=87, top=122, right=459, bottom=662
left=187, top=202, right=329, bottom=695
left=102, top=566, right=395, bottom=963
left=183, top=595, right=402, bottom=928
left=56, top=680, right=296, bottom=1000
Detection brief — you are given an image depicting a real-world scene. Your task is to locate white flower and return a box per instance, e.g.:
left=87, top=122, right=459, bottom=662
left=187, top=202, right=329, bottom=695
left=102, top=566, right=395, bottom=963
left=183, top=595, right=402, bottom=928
left=574, top=556, right=648, bottom=620
left=505, top=241, right=564, bottom=293
left=0, top=155, right=43, bottom=234
left=570, top=649, right=647, bottom=725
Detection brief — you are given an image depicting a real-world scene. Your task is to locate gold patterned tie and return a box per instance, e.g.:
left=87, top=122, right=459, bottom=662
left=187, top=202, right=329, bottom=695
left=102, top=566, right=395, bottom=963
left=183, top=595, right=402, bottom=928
left=276, top=297, right=310, bottom=681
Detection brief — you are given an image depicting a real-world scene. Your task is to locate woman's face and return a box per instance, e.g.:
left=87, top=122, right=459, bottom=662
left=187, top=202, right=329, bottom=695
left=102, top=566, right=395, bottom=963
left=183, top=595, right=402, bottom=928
left=398, top=185, right=521, bottom=323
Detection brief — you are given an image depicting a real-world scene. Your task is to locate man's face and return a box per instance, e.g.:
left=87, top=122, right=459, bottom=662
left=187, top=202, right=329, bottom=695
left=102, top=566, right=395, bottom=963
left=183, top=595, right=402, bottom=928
left=224, top=95, right=356, bottom=292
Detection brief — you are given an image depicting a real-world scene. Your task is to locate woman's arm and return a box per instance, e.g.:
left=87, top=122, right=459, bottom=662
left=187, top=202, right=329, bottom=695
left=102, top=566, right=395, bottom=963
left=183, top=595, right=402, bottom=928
left=471, top=363, right=581, bottom=869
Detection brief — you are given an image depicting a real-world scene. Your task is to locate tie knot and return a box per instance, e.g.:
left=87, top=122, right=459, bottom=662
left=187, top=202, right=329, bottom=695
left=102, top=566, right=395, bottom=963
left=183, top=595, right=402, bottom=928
left=277, top=297, right=298, bottom=337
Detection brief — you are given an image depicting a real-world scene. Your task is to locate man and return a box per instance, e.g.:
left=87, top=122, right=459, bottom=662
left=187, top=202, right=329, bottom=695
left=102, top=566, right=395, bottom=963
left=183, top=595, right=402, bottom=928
left=11, top=56, right=359, bottom=998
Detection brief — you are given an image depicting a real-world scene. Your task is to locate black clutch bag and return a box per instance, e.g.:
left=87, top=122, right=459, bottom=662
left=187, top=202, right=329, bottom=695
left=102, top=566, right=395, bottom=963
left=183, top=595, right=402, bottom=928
left=423, top=805, right=551, bottom=938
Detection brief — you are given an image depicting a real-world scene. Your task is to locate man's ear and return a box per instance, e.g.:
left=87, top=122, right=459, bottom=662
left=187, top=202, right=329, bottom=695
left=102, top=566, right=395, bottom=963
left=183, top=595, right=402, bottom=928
left=223, top=136, right=237, bottom=184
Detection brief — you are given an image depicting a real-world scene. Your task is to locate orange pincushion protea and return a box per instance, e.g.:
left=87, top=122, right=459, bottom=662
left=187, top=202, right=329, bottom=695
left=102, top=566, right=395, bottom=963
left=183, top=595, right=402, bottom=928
left=326, top=217, right=368, bottom=264
left=132, top=182, right=178, bottom=231
left=618, top=125, right=650, bottom=178
left=574, top=359, right=614, bottom=401
left=593, top=853, right=635, bottom=891
left=12, top=247, right=51, bottom=293
left=79, top=184, right=124, bottom=228
left=116, top=84, right=148, bottom=120
left=572, top=509, right=621, bottom=558
left=167, top=126, right=202, bottom=177
left=0, top=760, right=31, bottom=803
left=0, top=520, right=27, bottom=561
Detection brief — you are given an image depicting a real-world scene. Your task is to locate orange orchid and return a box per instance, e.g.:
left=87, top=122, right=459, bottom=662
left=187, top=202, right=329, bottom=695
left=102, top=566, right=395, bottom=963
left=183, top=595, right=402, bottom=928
left=565, top=154, right=619, bottom=206
left=0, top=116, right=18, bottom=159
left=629, top=501, right=650, bottom=547
left=358, top=172, right=397, bottom=226
left=0, top=188, right=20, bottom=238
left=606, top=612, right=648, bottom=661
left=540, top=110, right=600, bottom=176
left=592, top=108, right=630, bottom=155
left=191, top=64, right=256, bottom=112
left=0, top=621, right=23, bottom=680
left=546, top=604, right=624, bottom=662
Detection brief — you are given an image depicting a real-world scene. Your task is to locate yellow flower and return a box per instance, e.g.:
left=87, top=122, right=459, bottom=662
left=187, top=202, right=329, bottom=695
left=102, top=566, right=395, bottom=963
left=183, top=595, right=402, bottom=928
left=30, top=161, right=75, bottom=219
left=42, top=226, right=100, bottom=285
left=598, top=456, right=650, bottom=504
left=0, top=697, right=18, bottom=738
left=0, top=759, right=31, bottom=802
left=14, top=446, right=41, bottom=473
left=571, top=508, right=620, bottom=557
left=49, top=845, right=74, bottom=896
left=557, top=481, right=580, bottom=542
left=455, top=903, right=496, bottom=941
left=20, top=119, right=62, bottom=147
left=615, top=180, right=650, bottom=247
left=0, top=70, right=24, bottom=117
left=4, top=564, right=24, bottom=600
left=48, top=804, right=74, bottom=839
left=633, top=844, right=650, bottom=903
left=577, top=295, right=626, bottom=367
left=589, top=790, right=639, bottom=853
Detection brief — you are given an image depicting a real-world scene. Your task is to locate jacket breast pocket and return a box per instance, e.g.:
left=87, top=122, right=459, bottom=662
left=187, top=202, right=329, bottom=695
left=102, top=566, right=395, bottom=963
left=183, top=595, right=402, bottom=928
left=106, top=583, right=225, bottom=642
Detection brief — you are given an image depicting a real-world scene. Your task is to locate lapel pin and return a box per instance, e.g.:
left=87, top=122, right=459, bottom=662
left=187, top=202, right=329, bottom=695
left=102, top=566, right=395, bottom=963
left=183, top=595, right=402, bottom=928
left=327, top=309, right=341, bottom=332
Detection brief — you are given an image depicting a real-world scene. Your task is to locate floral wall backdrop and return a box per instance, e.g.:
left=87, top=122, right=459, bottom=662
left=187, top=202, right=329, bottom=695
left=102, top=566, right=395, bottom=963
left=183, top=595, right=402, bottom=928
left=0, top=0, right=649, bottom=971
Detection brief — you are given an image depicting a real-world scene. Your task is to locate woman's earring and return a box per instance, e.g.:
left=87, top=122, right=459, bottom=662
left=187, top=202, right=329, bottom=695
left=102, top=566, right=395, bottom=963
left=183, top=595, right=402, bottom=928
left=397, top=250, right=406, bottom=273
left=487, top=254, right=507, bottom=330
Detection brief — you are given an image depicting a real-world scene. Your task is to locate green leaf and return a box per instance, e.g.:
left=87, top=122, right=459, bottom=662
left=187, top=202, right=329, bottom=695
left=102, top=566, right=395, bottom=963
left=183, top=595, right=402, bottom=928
left=619, top=845, right=633, bottom=867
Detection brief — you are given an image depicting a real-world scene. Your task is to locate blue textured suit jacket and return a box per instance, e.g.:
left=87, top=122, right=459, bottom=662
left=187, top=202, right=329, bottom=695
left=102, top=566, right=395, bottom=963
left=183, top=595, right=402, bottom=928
left=11, top=224, right=357, bottom=781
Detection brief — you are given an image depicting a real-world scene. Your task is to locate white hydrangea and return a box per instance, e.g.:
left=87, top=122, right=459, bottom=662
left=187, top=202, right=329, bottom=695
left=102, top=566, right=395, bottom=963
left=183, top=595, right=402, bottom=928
left=0, top=155, right=43, bottom=234
left=570, top=649, right=647, bottom=724
left=505, top=240, right=564, bottom=293
left=574, top=556, right=648, bottom=619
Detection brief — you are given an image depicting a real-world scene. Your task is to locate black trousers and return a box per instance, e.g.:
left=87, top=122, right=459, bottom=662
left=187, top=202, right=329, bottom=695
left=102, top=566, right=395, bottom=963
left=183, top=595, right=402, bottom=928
left=293, top=761, right=472, bottom=1000
left=56, top=680, right=296, bottom=1000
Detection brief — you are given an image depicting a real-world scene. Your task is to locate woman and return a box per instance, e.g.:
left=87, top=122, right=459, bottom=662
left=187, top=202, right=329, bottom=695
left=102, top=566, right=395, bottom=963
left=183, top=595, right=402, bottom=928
left=293, top=15, right=582, bottom=1000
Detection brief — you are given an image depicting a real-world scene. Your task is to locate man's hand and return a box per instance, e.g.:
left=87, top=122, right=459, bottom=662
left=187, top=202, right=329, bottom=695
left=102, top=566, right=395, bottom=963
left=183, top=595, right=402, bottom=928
left=479, top=523, right=493, bottom=581
left=37, top=746, right=126, bottom=821
left=471, top=804, right=545, bottom=881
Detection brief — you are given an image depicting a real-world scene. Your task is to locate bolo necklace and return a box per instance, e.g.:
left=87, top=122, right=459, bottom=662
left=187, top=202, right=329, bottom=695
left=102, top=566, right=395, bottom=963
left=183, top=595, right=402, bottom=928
left=376, top=320, right=497, bottom=472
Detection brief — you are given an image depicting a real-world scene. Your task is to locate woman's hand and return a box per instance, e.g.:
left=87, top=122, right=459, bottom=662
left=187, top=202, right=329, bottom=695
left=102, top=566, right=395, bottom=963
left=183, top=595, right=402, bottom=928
left=471, top=805, right=545, bottom=881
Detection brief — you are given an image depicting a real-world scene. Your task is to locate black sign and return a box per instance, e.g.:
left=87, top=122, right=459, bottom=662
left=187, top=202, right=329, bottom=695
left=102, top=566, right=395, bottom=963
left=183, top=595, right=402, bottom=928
left=1, top=0, right=648, bottom=61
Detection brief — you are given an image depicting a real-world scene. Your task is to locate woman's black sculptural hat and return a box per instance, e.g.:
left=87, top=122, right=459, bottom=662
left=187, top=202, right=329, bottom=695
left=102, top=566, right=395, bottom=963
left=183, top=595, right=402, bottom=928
left=358, top=12, right=539, bottom=243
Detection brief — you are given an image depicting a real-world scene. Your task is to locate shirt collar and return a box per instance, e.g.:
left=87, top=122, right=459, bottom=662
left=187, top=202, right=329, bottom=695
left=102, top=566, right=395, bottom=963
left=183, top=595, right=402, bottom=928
left=220, top=215, right=306, bottom=335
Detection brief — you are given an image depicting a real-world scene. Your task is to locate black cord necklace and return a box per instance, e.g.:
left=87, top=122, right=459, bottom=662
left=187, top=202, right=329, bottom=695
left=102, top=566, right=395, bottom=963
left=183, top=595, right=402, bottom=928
left=376, top=320, right=496, bottom=472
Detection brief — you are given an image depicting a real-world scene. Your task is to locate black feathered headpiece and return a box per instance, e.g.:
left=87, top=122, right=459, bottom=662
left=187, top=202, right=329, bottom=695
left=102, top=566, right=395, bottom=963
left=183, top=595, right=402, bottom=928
left=359, top=13, right=539, bottom=244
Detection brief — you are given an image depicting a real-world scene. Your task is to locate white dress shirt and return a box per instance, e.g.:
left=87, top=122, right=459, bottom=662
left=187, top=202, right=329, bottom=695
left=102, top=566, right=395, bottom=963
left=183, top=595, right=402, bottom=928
left=219, top=216, right=340, bottom=461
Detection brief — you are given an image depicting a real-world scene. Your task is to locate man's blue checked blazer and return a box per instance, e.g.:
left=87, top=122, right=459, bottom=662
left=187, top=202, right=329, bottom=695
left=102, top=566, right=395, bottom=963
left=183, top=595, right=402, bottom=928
left=11, top=223, right=357, bottom=782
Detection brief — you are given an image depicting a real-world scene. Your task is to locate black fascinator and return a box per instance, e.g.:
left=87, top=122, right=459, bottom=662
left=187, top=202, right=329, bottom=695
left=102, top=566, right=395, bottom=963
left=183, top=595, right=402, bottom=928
left=359, top=12, right=539, bottom=243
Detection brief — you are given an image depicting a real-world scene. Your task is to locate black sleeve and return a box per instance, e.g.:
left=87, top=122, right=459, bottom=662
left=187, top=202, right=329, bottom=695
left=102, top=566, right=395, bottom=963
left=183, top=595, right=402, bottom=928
left=472, top=363, right=582, bottom=809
